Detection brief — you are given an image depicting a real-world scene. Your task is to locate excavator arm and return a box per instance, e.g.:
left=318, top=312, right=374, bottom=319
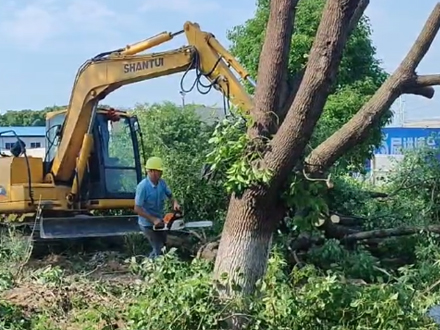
left=50, top=21, right=255, bottom=183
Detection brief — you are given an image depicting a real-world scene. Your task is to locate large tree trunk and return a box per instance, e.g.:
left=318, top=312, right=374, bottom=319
left=213, top=0, right=440, bottom=304
left=213, top=193, right=279, bottom=294
left=213, top=0, right=297, bottom=294
left=213, top=0, right=363, bottom=295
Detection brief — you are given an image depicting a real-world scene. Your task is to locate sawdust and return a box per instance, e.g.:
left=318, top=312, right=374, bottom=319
left=0, top=237, right=155, bottom=329
left=1, top=277, right=131, bottom=329
left=3, top=283, right=73, bottom=314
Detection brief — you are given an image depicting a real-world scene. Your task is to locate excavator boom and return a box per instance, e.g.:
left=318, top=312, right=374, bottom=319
left=51, top=22, right=254, bottom=183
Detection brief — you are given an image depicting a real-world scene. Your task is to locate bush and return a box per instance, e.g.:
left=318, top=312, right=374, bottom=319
left=3, top=104, right=440, bottom=329
left=1, top=247, right=438, bottom=329
left=124, top=249, right=439, bottom=329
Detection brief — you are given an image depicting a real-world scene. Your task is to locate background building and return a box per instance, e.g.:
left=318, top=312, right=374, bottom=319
left=0, top=126, right=45, bottom=150
left=0, top=126, right=46, bottom=158
left=370, top=126, right=439, bottom=184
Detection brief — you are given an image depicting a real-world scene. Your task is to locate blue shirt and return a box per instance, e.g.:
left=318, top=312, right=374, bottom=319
left=135, top=176, right=172, bottom=227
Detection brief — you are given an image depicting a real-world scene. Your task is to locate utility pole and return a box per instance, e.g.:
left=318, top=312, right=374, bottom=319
left=396, top=95, right=406, bottom=126
left=180, top=91, right=186, bottom=107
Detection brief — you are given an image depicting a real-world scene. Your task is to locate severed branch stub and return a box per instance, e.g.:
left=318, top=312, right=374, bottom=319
left=415, top=74, right=440, bottom=87
left=403, top=74, right=440, bottom=99
left=314, top=213, right=341, bottom=227
left=305, top=2, right=440, bottom=175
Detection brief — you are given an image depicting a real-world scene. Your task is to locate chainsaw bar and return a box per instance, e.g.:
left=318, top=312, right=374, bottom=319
left=183, top=221, right=213, bottom=228
left=153, top=219, right=213, bottom=231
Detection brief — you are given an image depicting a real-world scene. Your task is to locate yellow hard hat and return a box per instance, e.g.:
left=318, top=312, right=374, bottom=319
left=145, top=156, right=164, bottom=171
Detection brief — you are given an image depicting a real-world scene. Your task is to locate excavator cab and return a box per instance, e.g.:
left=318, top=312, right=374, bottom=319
left=44, top=109, right=142, bottom=201
left=44, top=108, right=144, bottom=201
left=37, top=108, right=146, bottom=239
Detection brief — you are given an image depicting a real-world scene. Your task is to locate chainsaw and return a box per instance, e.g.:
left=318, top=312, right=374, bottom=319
left=153, top=211, right=213, bottom=231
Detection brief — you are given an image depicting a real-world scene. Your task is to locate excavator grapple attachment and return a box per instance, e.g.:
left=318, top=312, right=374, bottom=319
left=39, top=215, right=140, bottom=239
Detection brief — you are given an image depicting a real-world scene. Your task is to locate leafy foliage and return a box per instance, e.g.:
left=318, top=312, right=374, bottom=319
left=206, top=114, right=272, bottom=195
left=0, top=106, right=68, bottom=127
left=0, top=105, right=115, bottom=127
left=1, top=103, right=440, bottom=328
left=228, top=0, right=387, bottom=90
left=221, top=0, right=391, bottom=175
left=329, top=141, right=440, bottom=231
left=0, top=246, right=438, bottom=329
left=132, top=102, right=229, bottom=225
left=123, top=249, right=440, bottom=329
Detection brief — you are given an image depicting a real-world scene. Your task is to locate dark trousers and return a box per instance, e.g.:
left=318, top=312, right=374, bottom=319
left=139, top=225, right=167, bottom=259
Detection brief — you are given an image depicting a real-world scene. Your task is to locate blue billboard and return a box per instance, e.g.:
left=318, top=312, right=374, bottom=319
left=375, top=127, right=440, bottom=155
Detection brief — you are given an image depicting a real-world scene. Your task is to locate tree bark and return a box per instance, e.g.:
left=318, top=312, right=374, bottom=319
left=277, top=0, right=370, bottom=121
left=266, top=0, right=360, bottom=188
left=248, top=0, right=298, bottom=138
left=213, top=0, right=361, bottom=295
left=213, top=0, right=297, bottom=295
left=306, top=3, right=440, bottom=173
left=213, top=191, right=283, bottom=294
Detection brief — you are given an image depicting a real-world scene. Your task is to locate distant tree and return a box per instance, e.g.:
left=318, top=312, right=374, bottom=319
left=0, top=103, right=117, bottom=127
left=0, top=106, right=65, bottom=126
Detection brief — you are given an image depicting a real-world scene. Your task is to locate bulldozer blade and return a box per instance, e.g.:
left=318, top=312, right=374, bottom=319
left=39, top=214, right=140, bottom=239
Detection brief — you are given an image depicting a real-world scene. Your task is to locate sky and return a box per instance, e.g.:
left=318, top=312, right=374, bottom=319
left=0, top=0, right=439, bottom=124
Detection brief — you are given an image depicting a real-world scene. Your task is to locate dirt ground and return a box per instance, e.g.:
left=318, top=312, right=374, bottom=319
left=1, top=250, right=141, bottom=329
left=0, top=231, right=217, bottom=329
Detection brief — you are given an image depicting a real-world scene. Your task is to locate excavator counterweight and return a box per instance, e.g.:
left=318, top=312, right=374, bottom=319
left=0, top=21, right=255, bottom=239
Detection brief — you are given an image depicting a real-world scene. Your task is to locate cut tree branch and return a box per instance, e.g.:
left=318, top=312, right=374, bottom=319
left=415, top=74, right=440, bottom=86
left=248, top=0, right=298, bottom=138
left=403, top=74, right=440, bottom=99
left=266, top=0, right=361, bottom=187
left=342, top=225, right=440, bottom=243
left=305, top=3, right=440, bottom=174
left=277, top=0, right=370, bottom=122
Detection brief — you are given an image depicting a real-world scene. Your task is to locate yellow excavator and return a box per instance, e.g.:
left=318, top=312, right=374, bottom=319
left=0, top=21, right=255, bottom=240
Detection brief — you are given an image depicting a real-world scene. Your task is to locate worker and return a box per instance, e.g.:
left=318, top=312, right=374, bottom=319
left=134, top=156, right=181, bottom=259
